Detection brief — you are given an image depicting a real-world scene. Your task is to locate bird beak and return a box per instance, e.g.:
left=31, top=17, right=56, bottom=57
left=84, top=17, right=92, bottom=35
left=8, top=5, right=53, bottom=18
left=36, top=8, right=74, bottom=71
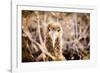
left=51, top=31, right=57, bottom=48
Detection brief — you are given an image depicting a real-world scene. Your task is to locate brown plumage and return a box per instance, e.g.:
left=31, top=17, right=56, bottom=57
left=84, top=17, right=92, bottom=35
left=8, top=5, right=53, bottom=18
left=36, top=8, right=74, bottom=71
left=45, top=22, right=65, bottom=61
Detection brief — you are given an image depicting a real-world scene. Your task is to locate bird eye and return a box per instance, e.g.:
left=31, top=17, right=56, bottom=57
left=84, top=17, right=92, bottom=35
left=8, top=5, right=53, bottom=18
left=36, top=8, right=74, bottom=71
left=48, top=28, right=50, bottom=31
left=57, top=28, right=60, bottom=32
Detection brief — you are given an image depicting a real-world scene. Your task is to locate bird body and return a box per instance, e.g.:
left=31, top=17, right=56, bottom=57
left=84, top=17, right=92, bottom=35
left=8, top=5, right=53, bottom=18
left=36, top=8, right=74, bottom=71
left=45, top=22, right=65, bottom=61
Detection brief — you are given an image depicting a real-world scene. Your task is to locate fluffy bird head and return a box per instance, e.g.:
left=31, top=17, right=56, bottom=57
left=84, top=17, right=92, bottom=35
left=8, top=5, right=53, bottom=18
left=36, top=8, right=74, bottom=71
left=46, top=22, right=62, bottom=48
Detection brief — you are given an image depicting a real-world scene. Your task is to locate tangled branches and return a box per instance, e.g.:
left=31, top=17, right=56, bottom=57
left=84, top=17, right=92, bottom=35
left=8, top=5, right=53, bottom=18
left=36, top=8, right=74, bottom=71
left=22, top=10, right=90, bottom=62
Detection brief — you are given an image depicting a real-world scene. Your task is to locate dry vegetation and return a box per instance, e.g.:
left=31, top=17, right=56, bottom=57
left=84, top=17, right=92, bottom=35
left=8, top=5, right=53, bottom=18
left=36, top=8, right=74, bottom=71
left=22, top=10, right=90, bottom=62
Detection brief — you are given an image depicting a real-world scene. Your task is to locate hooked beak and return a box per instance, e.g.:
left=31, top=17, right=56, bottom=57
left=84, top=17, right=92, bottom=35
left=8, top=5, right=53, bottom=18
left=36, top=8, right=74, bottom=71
left=51, top=31, right=57, bottom=48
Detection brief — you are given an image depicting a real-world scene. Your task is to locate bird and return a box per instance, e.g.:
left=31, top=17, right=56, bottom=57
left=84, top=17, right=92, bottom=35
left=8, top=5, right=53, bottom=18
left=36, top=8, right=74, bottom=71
left=45, top=22, right=65, bottom=61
